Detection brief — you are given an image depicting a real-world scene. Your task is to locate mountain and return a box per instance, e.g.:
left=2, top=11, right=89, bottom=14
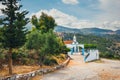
left=80, top=28, right=114, bottom=35
left=55, top=26, right=117, bottom=35
left=54, top=26, right=81, bottom=33
left=115, top=30, right=120, bottom=34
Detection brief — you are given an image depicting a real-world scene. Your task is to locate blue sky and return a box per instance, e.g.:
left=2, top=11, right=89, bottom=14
left=0, top=0, right=120, bottom=30
left=20, top=0, right=100, bottom=20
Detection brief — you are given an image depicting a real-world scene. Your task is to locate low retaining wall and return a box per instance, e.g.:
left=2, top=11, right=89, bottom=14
left=0, top=57, right=70, bottom=80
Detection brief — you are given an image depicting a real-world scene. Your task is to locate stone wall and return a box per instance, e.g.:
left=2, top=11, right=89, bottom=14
left=0, top=57, right=70, bottom=80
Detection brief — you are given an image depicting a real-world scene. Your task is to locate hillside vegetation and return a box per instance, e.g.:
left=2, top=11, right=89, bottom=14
left=63, top=33, right=120, bottom=60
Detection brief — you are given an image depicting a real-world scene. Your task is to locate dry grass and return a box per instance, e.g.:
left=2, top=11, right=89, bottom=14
left=0, top=54, right=67, bottom=79
left=52, top=54, right=66, bottom=64
left=0, top=65, right=58, bottom=77
left=0, top=65, right=40, bottom=77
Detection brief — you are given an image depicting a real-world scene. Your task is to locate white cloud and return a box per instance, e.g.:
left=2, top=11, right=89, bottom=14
left=94, top=0, right=120, bottom=30
left=31, top=8, right=120, bottom=30
left=98, top=21, right=120, bottom=31
left=97, top=0, right=120, bottom=21
left=0, top=2, right=6, bottom=16
left=62, top=0, right=79, bottom=5
left=31, top=9, right=96, bottom=29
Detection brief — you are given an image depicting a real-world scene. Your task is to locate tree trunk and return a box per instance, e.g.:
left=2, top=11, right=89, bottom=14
left=39, top=56, right=43, bottom=68
left=8, top=48, right=13, bottom=75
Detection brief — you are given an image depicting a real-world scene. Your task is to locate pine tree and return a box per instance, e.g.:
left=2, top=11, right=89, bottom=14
left=0, top=0, right=29, bottom=74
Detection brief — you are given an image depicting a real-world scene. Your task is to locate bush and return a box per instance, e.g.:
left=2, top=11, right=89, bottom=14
left=22, top=58, right=30, bottom=65
left=84, top=44, right=97, bottom=49
left=12, top=49, right=33, bottom=65
left=12, top=51, right=28, bottom=60
left=43, top=57, right=58, bottom=66
left=61, top=46, right=70, bottom=54
left=114, top=54, right=120, bottom=59
left=0, top=53, right=5, bottom=59
left=56, top=54, right=66, bottom=60
left=100, top=51, right=120, bottom=59
left=0, top=49, right=5, bottom=59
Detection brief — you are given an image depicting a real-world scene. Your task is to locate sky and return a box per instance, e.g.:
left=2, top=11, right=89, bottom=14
left=0, top=0, right=120, bottom=30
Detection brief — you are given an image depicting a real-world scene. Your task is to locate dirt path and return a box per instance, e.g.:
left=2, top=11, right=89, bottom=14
left=42, top=54, right=120, bottom=80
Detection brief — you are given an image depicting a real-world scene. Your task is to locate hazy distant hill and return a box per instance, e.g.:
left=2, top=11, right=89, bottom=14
left=115, top=30, right=120, bottom=34
left=54, top=26, right=81, bottom=33
left=80, top=28, right=114, bottom=35
left=55, top=26, right=119, bottom=35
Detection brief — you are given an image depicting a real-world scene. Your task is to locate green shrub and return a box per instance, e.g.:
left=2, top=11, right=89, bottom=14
left=22, top=58, right=30, bottom=65
left=0, top=49, right=5, bottom=59
left=84, top=44, right=97, bottom=49
left=29, top=59, right=36, bottom=65
left=12, top=52, right=18, bottom=60
left=114, top=54, right=120, bottom=59
left=12, top=52, right=28, bottom=60
left=43, top=58, right=58, bottom=66
left=0, top=53, right=5, bottom=59
left=12, top=49, right=32, bottom=65
left=100, top=52, right=110, bottom=58
left=22, top=58, right=35, bottom=65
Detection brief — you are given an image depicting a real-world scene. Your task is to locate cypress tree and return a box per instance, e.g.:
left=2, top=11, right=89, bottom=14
left=0, top=0, right=29, bottom=74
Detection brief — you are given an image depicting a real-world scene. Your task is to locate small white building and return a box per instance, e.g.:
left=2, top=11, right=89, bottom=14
left=64, top=34, right=99, bottom=62
left=64, top=34, right=84, bottom=55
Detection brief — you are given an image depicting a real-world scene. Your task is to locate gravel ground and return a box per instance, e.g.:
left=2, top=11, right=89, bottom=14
left=42, top=54, right=120, bottom=80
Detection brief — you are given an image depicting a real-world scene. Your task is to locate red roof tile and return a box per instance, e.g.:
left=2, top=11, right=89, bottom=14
left=64, top=40, right=73, bottom=44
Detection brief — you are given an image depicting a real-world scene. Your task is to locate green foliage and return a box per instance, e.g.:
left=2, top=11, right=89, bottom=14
left=27, top=13, right=68, bottom=66
left=26, top=30, right=45, bottom=50
left=31, top=15, right=39, bottom=29
left=61, top=46, right=70, bottom=54
left=31, top=12, right=57, bottom=33
left=84, top=44, right=97, bottom=49
left=100, top=52, right=120, bottom=60
left=0, top=19, right=2, bottom=24
left=0, top=50, right=5, bottom=59
left=26, top=29, right=68, bottom=66
left=0, top=0, right=29, bottom=49
left=12, top=50, right=28, bottom=60
left=25, top=31, right=54, bottom=65
left=43, top=57, right=58, bottom=66
left=11, top=48, right=38, bottom=65
left=26, top=30, right=66, bottom=54
left=44, top=31, right=60, bottom=54
left=0, top=27, right=3, bottom=39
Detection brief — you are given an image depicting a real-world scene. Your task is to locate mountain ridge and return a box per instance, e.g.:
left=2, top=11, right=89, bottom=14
left=55, top=26, right=120, bottom=35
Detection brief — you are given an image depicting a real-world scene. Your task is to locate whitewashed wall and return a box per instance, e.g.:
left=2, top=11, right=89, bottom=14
left=85, top=50, right=99, bottom=62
